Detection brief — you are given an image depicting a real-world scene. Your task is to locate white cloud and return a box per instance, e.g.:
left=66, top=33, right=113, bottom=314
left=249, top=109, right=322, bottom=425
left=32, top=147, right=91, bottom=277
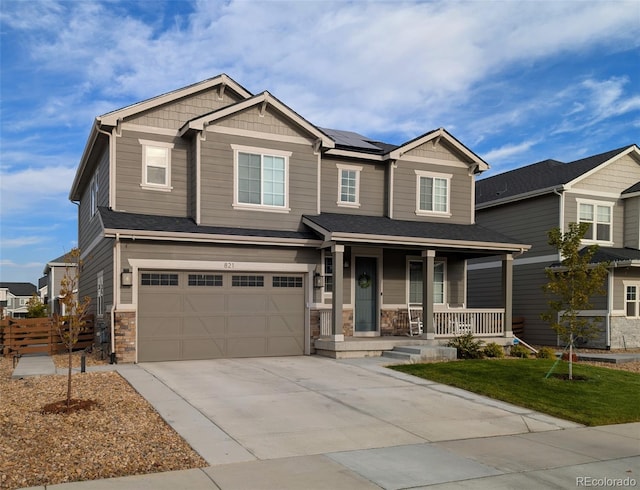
left=482, top=140, right=539, bottom=165
left=0, top=236, right=47, bottom=248
left=0, top=165, right=77, bottom=216
left=3, top=1, right=638, bottom=138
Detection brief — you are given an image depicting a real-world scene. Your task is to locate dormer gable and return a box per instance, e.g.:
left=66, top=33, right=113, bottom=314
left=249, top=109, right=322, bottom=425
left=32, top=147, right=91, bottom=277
left=388, top=128, right=489, bottom=175
left=179, top=91, right=335, bottom=150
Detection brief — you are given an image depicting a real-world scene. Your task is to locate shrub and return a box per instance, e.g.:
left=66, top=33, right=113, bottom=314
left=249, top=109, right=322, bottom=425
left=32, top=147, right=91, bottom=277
left=536, top=346, right=556, bottom=359
left=447, top=333, right=484, bottom=359
left=483, top=342, right=505, bottom=358
left=510, top=343, right=530, bottom=358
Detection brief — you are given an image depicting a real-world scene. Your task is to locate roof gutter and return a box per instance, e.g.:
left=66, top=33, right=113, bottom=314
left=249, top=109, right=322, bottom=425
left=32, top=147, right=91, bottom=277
left=476, top=184, right=567, bottom=210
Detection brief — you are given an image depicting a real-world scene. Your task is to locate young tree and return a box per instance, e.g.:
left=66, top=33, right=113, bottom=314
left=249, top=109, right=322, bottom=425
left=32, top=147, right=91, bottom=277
left=26, top=294, right=48, bottom=318
left=541, top=222, right=609, bottom=379
left=53, top=248, right=91, bottom=411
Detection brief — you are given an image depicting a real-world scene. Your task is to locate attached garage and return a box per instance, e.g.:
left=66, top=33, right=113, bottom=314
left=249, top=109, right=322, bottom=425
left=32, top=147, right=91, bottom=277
left=138, top=271, right=306, bottom=361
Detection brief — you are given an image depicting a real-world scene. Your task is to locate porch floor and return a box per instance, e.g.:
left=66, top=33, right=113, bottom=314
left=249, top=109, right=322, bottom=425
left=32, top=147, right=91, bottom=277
left=314, top=335, right=515, bottom=359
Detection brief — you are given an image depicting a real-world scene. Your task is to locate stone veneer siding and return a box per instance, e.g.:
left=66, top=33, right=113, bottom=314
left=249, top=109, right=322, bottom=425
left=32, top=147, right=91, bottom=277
left=610, top=317, right=640, bottom=348
left=114, top=311, right=136, bottom=363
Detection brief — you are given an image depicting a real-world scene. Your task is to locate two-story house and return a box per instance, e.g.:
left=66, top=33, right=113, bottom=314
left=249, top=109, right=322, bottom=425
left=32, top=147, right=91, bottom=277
left=470, top=145, right=640, bottom=349
left=40, top=253, right=78, bottom=316
left=69, top=74, right=530, bottom=363
left=0, top=282, right=38, bottom=318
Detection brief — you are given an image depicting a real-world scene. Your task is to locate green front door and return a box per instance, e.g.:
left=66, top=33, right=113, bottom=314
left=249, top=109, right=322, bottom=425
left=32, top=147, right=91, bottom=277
left=355, top=257, right=377, bottom=335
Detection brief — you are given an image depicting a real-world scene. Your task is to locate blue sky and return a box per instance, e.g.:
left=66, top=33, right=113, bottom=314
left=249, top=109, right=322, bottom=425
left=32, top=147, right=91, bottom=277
left=1, top=0, right=639, bottom=284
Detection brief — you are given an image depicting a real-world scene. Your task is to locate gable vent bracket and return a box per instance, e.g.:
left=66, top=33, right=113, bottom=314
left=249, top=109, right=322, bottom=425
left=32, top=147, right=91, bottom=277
left=432, top=135, right=441, bottom=148
left=259, top=100, right=268, bottom=117
left=313, top=139, right=322, bottom=154
left=217, top=83, right=226, bottom=100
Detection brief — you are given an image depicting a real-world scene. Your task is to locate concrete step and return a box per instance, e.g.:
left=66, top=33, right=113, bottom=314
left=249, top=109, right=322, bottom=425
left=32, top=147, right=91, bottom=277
left=382, top=345, right=456, bottom=363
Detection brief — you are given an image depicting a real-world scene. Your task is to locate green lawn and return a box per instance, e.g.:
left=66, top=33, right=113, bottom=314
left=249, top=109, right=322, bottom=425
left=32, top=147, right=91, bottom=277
left=391, top=359, right=640, bottom=426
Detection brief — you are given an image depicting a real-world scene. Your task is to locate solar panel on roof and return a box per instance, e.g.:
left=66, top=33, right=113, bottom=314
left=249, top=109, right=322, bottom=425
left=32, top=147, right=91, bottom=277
left=320, top=128, right=381, bottom=151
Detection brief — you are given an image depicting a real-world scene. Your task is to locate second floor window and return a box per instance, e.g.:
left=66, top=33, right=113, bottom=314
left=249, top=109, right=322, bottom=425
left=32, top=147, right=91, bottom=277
left=337, top=164, right=362, bottom=207
left=232, top=145, right=291, bottom=211
left=139, top=139, right=174, bottom=191
left=578, top=201, right=612, bottom=243
left=415, top=171, right=451, bottom=216
left=90, top=171, right=99, bottom=217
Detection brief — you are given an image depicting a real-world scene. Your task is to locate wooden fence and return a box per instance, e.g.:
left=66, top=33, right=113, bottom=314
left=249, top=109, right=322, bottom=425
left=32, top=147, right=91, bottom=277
left=0, top=316, right=94, bottom=357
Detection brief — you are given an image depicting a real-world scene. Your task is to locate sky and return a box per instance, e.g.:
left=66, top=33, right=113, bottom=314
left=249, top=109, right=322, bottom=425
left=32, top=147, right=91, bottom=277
left=0, top=0, right=639, bottom=285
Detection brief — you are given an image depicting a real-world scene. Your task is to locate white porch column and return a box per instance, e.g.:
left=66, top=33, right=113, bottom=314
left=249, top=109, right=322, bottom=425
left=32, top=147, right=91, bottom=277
left=422, top=249, right=435, bottom=340
left=331, top=244, right=344, bottom=340
left=502, top=253, right=513, bottom=337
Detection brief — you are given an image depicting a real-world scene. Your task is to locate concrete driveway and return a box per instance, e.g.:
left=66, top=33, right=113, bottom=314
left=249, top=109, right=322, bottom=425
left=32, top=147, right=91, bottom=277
left=129, top=356, right=578, bottom=463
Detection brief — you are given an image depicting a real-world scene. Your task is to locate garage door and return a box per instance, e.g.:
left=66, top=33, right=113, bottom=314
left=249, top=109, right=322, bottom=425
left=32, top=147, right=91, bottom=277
left=138, top=271, right=305, bottom=361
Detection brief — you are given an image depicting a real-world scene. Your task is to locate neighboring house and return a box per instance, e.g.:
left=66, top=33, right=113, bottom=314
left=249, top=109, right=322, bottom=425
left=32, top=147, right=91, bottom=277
left=69, top=74, right=530, bottom=363
left=470, top=145, right=640, bottom=349
left=41, top=253, right=77, bottom=316
left=0, top=282, right=38, bottom=318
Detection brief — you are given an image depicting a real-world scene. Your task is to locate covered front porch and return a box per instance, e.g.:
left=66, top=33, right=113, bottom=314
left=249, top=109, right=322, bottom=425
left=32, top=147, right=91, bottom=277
left=303, top=213, right=530, bottom=358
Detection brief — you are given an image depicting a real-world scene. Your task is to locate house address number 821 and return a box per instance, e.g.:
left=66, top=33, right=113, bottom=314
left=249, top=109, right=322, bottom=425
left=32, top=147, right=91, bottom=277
left=224, top=262, right=234, bottom=269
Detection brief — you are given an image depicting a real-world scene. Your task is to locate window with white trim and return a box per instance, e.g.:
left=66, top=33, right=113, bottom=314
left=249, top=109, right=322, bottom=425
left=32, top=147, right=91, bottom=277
left=324, top=255, right=333, bottom=293
left=90, top=170, right=99, bottom=217
left=408, top=260, right=445, bottom=304
left=626, top=284, right=639, bottom=318
left=337, top=164, right=362, bottom=207
left=139, top=139, right=174, bottom=190
left=415, top=171, right=451, bottom=216
left=232, top=144, right=291, bottom=211
left=578, top=200, right=612, bottom=243
left=96, top=271, right=104, bottom=318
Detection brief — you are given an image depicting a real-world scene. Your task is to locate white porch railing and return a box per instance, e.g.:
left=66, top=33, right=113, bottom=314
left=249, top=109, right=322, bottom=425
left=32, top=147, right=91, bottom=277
left=434, top=309, right=504, bottom=337
left=319, top=309, right=332, bottom=336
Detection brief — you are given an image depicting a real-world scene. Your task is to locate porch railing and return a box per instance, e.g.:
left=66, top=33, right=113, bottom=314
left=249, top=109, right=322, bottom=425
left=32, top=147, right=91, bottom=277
left=434, top=309, right=504, bottom=337
left=319, top=309, right=332, bottom=336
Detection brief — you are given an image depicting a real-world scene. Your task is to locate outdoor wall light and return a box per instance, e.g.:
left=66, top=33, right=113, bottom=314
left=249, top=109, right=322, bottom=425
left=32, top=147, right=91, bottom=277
left=313, top=272, right=323, bottom=289
left=121, top=269, right=133, bottom=287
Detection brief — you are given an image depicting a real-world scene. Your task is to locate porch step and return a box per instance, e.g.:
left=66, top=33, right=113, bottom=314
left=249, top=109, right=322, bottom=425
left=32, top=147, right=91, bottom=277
left=382, top=345, right=457, bottom=363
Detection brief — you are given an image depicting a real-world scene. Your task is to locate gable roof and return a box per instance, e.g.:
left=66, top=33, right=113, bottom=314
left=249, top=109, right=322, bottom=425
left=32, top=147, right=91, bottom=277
left=42, top=252, right=77, bottom=275
left=387, top=128, right=489, bottom=173
left=99, top=74, right=252, bottom=126
left=622, top=181, right=640, bottom=198
left=70, top=74, right=253, bottom=201
left=0, top=282, right=37, bottom=296
left=180, top=91, right=335, bottom=148
left=302, top=213, right=529, bottom=253
left=476, top=144, right=640, bottom=207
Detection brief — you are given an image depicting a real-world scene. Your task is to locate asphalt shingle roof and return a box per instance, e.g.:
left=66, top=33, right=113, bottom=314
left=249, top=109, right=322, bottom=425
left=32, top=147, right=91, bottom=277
left=99, top=207, right=318, bottom=240
left=588, top=247, right=640, bottom=265
left=303, top=213, right=526, bottom=246
left=0, top=282, right=37, bottom=296
left=476, top=145, right=637, bottom=205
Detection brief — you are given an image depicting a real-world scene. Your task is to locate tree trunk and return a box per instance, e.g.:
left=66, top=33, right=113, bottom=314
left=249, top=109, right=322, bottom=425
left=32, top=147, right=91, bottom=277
left=67, top=344, right=72, bottom=411
left=569, top=333, right=573, bottom=380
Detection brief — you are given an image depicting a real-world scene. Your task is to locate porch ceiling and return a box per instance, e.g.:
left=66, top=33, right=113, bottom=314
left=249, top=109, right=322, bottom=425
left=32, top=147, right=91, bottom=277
left=302, top=213, right=530, bottom=254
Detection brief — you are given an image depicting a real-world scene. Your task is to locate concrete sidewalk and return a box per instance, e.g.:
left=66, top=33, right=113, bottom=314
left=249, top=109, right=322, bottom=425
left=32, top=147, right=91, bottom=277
left=15, top=355, right=640, bottom=490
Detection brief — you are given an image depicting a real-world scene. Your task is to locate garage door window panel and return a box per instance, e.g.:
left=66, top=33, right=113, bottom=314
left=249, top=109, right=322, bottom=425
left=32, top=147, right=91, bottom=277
left=141, top=273, right=179, bottom=286
left=273, top=276, right=303, bottom=288
left=188, top=274, right=223, bottom=286
left=232, top=275, right=264, bottom=287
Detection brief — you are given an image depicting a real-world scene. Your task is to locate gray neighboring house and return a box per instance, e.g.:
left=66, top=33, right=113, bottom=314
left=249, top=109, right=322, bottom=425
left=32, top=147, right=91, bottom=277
left=40, top=253, right=77, bottom=316
left=469, top=145, right=640, bottom=348
left=69, top=74, right=530, bottom=363
left=0, top=282, right=38, bottom=318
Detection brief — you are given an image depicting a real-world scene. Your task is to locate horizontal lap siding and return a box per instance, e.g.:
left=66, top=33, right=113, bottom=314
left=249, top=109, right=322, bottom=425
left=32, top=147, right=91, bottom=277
left=625, top=197, right=640, bottom=249
left=79, top=149, right=109, bottom=250
left=476, top=194, right=559, bottom=255
left=199, top=132, right=317, bottom=231
left=613, top=268, right=640, bottom=311
left=321, top=157, right=386, bottom=215
left=127, top=91, right=242, bottom=130
left=79, top=238, right=113, bottom=319
left=393, top=157, right=473, bottom=224
left=115, top=130, right=189, bottom=216
left=573, top=154, right=640, bottom=194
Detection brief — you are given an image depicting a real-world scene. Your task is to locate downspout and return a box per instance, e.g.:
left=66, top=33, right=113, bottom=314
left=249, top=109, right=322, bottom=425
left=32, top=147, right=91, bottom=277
left=606, top=267, right=613, bottom=350
left=110, top=233, right=120, bottom=363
